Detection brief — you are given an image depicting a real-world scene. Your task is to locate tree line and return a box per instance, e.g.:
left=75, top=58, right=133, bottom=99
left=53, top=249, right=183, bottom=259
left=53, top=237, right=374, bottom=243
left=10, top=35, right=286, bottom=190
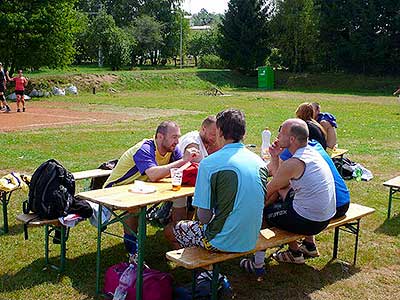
left=0, top=0, right=398, bottom=74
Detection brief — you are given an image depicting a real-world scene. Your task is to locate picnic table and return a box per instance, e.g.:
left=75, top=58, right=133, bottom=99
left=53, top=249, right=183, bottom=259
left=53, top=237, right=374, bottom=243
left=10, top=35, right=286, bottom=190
left=383, top=176, right=400, bottom=219
left=76, top=180, right=195, bottom=300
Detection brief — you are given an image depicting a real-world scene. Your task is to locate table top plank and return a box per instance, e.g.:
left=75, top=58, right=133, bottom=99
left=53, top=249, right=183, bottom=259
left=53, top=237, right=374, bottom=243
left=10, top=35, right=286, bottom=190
left=76, top=181, right=195, bottom=210
left=383, top=176, right=400, bottom=188
left=330, top=148, right=349, bottom=159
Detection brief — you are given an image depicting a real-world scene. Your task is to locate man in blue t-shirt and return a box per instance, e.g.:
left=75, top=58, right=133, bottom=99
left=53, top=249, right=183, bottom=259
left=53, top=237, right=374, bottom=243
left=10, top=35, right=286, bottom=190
left=165, top=109, right=268, bottom=252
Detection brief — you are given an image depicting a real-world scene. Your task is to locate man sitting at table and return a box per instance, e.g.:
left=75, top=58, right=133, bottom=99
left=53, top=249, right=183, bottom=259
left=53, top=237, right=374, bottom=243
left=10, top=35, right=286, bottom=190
left=241, top=119, right=336, bottom=276
left=165, top=108, right=268, bottom=252
left=178, top=115, right=219, bottom=162
left=103, top=121, right=199, bottom=255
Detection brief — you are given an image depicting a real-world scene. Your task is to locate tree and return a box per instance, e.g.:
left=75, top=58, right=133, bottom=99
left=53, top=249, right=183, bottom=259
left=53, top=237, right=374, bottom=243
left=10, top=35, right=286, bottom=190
left=131, top=15, right=163, bottom=65
left=219, top=0, right=270, bottom=72
left=0, top=0, right=80, bottom=72
left=271, top=0, right=319, bottom=73
left=188, top=25, right=219, bottom=66
left=191, top=8, right=222, bottom=26
left=88, top=10, right=134, bottom=69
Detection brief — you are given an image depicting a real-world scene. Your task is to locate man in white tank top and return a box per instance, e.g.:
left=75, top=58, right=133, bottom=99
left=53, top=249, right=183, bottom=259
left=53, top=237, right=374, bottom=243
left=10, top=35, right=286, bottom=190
left=240, top=119, right=336, bottom=275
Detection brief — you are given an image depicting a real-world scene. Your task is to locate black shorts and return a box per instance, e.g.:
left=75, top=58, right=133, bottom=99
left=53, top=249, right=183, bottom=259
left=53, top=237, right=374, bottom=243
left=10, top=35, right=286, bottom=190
left=15, top=90, right=24, bottom=96
left=332, top=202, right=350, bottom=219
left=0, top=84, right=4, bottom=93
left=263, top=189, right=330, bottom=236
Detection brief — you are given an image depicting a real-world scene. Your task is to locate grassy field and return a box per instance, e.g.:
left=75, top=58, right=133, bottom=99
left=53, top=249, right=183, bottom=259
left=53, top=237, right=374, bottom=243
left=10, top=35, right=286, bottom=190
left=0, top=68, right=399, bottom=300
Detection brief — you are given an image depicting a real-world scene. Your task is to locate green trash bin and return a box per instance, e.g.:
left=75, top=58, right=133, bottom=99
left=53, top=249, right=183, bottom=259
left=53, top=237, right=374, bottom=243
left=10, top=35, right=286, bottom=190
left=258, top=66, right=274, bottom=90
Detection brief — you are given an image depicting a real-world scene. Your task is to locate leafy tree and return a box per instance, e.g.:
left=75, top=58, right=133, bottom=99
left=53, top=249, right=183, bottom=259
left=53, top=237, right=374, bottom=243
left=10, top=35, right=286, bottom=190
left=0, top=0, right=80, bottom=72
left=188, top=25, right=219, bottom=66
left=219, top=0, right=270, bottom=72
left=131, top=15, right=163, bottom=65
left=191, top=8, right=222, bottom=26
left=271, top=0, right=319, bottom=72
left=88, top=10, right=134, bottom=69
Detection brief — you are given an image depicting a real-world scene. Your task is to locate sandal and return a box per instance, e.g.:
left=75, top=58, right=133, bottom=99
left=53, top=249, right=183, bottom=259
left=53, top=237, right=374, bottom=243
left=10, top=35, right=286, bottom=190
left=272, top=249, right=305, bottom=264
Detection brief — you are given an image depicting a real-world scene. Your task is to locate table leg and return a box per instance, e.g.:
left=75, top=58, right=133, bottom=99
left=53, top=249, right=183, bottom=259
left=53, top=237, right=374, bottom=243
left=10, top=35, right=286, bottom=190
left=0, top=191, right=10, bottom=234
left=387, top=187, right=393, bottom=219
left=136, top=207, right=147, bottom=300
left=95, top=204, right=103, bottom=295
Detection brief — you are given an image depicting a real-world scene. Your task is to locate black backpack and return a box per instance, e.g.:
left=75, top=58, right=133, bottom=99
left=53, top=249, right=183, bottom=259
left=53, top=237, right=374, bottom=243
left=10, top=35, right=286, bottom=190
left=26, top=159, right=75, bottom=219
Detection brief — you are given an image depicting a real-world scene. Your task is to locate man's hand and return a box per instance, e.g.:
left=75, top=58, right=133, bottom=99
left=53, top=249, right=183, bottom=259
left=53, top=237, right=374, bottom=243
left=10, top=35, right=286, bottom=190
left=183, top=147, right=200, bottom=162
left=269, top=139, right=284, bottom=158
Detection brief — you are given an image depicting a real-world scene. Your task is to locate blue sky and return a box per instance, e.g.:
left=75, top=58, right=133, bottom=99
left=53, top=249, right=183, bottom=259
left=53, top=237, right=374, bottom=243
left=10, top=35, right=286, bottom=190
left=183, top=0, right=229, bottom=14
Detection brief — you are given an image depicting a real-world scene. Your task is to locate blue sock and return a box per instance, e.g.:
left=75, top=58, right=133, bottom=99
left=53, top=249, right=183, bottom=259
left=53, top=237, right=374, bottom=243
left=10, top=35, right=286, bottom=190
left=123, top=233, right=138, bottom=255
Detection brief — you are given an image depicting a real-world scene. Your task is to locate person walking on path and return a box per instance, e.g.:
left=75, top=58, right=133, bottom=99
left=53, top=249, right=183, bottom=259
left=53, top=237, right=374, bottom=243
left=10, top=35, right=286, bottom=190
left=0, top=63, right=11, bottom=113
left=6, top=69, right=28, bottom=112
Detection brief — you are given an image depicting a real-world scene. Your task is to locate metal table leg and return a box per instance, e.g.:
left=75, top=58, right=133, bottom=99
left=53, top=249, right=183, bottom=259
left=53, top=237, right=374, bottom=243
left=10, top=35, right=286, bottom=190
left=95, top=204, right=103, bottom=295
left=136, top=207, right=147, bottom=300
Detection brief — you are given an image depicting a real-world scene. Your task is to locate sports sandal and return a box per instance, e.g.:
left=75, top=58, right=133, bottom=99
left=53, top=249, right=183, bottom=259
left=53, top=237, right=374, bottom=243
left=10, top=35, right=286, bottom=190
left=272, top=249, right=305, bottom=264
left=240, top=257, right=265, bottom=281
left=299, top=242, right=320, bottom=258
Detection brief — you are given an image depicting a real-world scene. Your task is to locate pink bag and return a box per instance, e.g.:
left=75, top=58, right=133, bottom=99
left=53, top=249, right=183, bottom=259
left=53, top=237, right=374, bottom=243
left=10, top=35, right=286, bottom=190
left=103, top=262, right=173, bottom=300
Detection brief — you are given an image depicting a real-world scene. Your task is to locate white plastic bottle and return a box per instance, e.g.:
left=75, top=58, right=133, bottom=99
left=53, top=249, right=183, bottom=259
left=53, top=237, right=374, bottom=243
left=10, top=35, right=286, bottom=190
left=113, top=264, right=136, bottom=300
left=261, top=129, right=271, bottom=162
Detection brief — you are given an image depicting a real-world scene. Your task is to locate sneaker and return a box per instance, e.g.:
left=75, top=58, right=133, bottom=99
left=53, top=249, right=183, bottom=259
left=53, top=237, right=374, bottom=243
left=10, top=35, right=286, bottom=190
left=299, top=241, right=320, bottom=258
left=6, top=107, right=10, bottom=113
left=22, top=107, right=25, bottom=112
left=17, top=109, right=21, bottom=112
left=272, top=249, right=305, bottom=264
left=239, top=257, right=265, bottom=281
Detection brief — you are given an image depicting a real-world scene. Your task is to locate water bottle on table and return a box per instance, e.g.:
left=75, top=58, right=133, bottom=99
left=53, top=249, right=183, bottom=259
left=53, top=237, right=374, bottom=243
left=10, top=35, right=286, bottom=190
left=261, top=129, right=271, bottom=162
left=113, top=263, right=136, bottom=300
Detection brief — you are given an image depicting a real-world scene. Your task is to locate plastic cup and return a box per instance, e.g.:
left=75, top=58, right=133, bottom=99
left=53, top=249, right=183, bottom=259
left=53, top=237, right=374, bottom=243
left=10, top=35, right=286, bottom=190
left=170, top=168, right=183, bottom=191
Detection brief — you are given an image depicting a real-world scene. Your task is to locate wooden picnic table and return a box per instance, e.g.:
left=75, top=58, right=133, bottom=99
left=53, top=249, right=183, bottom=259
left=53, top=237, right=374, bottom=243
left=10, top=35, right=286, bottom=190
left=76, top=180, right=195, bottom=300
left=383, top=176, right=400, bottom=219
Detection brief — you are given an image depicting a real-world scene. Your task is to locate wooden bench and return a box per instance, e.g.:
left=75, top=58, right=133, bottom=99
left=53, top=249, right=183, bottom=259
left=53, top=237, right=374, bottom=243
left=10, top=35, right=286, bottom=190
left=166, top=203, right=374, bottom=299
left=383, top=176, right=400, bottom=219
left=0, top=168, right=111, bottom=235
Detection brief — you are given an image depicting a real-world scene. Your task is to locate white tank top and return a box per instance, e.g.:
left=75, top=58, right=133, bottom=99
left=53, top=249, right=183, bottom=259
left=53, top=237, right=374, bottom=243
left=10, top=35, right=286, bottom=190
left=290, top=145, right=336, bottom=222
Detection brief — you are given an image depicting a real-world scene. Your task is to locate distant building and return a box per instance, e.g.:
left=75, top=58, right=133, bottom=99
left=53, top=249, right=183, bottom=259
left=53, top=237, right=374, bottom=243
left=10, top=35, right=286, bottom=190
left=190, top=25, right=211, bottom=31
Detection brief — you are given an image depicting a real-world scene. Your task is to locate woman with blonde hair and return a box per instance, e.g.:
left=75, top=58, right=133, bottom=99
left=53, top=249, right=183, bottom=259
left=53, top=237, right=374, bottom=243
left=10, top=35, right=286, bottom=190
left=295, top=102, right=327, bottom=149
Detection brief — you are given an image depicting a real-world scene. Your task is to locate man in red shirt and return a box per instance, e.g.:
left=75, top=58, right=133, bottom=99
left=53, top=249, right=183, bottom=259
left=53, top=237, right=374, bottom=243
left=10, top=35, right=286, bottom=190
left=7, top=69, right=28, bottom=112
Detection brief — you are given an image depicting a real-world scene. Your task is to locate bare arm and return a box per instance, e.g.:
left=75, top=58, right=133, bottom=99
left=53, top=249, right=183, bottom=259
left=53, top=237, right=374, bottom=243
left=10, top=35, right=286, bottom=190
left=266, top=158, right=304, bottom=205
left=145, top=147, right=200, bottom=182
left=197, top=207, right=213, bottom=224
left=320, top=120, right=337, bottom=149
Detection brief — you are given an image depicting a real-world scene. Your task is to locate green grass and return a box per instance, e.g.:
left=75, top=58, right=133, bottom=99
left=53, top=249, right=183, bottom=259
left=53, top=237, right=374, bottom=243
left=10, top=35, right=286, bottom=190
left=1, top=69, right=400, bottom=300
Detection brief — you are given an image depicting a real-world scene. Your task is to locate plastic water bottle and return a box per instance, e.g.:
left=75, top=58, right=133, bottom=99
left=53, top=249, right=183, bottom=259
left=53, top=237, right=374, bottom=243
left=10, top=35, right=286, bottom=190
left=220, top=276, right=234, bottom=299
left=261, top=129, right=271, bottom=161
left=354, top=167, right=363, bottom=182
left=113, top=263, right=136, bottom=300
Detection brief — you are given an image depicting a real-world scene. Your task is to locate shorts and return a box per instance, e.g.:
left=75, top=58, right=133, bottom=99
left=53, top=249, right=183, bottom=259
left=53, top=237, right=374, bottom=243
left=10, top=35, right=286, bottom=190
left=173, top=220, right=216, bottom=250
left=332, top=202, right=350, bottom=219
left=0, top=84, right=4, bottom=93
left=263, top=189, right=330, bottom=236
left=15, top=90, right=24, bottom=96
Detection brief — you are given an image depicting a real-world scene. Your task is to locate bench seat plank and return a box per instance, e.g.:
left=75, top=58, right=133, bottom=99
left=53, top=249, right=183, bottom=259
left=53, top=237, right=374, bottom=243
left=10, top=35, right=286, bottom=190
left=72, top=169, right=112, bottom=181
left=166, top=203, right=375, bottom=269
left=383, top=176, right=400, bottom=188
left=16, top=213, right=60, bottom=226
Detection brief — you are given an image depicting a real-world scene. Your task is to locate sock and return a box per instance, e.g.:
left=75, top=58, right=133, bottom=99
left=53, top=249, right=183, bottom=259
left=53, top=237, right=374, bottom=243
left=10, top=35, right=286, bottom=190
left=123, top=233, right=138, bottom=255
left=254, top=251, right=266, bottom=268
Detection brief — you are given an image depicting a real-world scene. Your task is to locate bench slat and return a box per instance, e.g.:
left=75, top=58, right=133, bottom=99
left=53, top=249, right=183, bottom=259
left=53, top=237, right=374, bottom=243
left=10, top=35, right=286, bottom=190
left=72, top=169, right=112, bottom=181
left=16, top=213, right=60, bottom=226
left=166, top=203, right=375, bottom=269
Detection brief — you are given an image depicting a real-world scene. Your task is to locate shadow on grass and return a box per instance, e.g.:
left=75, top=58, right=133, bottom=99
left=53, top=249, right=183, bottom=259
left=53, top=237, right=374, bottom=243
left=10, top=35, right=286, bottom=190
left=0, top=228, right=174, bottom=297
left=374, top=213, right=400, bottom=236
left=1, top=223, right=26, bottom=237
left=217, top=257, right=361, bottom=300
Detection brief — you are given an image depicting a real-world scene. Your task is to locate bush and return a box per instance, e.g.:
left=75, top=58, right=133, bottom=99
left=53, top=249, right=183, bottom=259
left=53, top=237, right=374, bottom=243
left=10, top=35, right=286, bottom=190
left=198, top=55, right=226, bottom=69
